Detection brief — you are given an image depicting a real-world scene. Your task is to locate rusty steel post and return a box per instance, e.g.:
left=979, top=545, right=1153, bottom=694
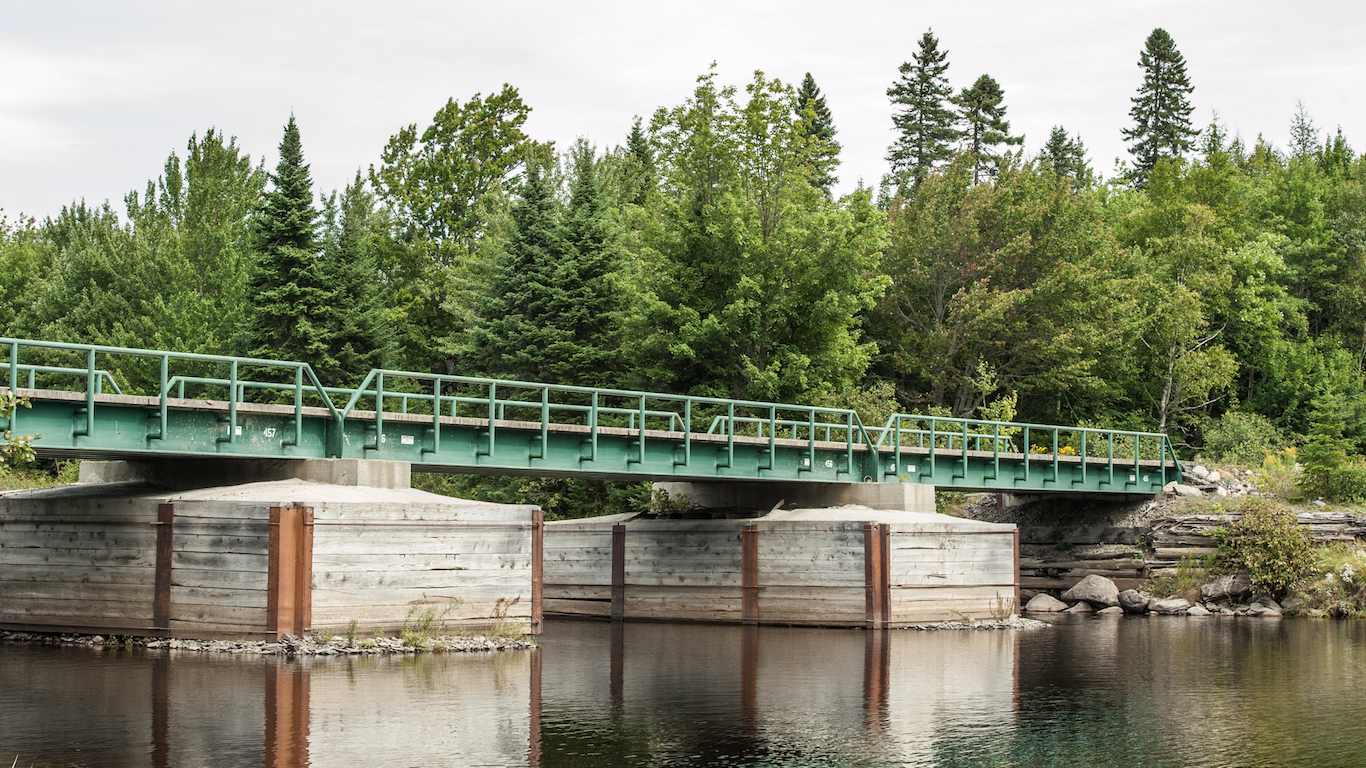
left=154, top=503, right=174, bottom=634
left=531, top=509, right=544, bottom=635
left=741, top=524, right=759, bottom=626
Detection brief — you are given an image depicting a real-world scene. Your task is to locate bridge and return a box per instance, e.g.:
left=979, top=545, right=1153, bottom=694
left=2, top=337, right=1181, bottom=494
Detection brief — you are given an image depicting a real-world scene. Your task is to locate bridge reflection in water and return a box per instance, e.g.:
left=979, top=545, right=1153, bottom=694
left=1, top=622, right=1021, bottom=767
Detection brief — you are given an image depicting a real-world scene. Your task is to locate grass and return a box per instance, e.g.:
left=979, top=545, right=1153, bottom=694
left=399, top=604, right=454, bottom=647
left=1146, top=555, right=1214, bottom=603
left=1285, top=542, right=1366, bottom=616
left=487, top=597, right=527, bottom=640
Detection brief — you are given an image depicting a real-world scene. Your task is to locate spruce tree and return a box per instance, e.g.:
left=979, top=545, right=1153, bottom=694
left=1122, top=28, right=1197, bottom=186
left=1042, top=125, right=1089, bottom=184
left=468, top=161, right=562, bottom=382
left=625, top=116, right=656, bottom=205
left=544, top=140, right=623, bottom=387
left=886, top=30, right=960, bottom=191
left=241, top=116, right=337, bottom=375
left=954, top=74, right=1022, bottom=183
left=321, top=170, right=391, bottom=382
left=796, top=72, right=841, bottom=195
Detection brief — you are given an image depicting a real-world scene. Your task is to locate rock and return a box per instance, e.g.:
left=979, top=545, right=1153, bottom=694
left=1280, top=594, right=1305, bottom=614
left=1307, top=609, right=1328, bottom=618
left=1119, top=589, right=1151, bottom=614
left=1220, top=607, right=1237, bottom=616
left=1312, top=500, right=1327, bottom=508
left=1246, top=603, right=1282, bottom=617
left=1023, top=593, right=1069, bottom=612
left=1214, top=487, right=1228, bottom=497
left=1329, top=603, right=1351, bottom=619
left=1062, top=574, right=1121, bottom=608
left=1190, top=465, right=1210, bottom=479
left=1252, top=595, right=1282, bottom=611
left=1151, top=597, right=1193, bottom=615
left=1206, top=470, right=1221, bottom=483
left=1172, top=484, right=1204, bottom=498
left=1163, top=481, right=1178, bottom=493
left=1063, top=601, right=1095, bottom=613
left=1097, top=606, right=1125, bottom=615
left=1187, top=604, right=1211, bottom=616
left=1201, top=574, right=1253, bottom=602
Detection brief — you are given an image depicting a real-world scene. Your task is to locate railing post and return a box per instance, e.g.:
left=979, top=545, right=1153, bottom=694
left=7, top=342, right=16, bottom=392
left=430, top=377, right=442, bottom=456
left=1023, top=426, right=1031, bottom=484
left=151, top=355, right=169, bottom=441
left=373, top=372, right=384, bottom=451
left=290, top=367, right=303, bottom=448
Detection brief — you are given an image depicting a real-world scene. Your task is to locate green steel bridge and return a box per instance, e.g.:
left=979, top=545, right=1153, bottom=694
left=1, top=338, right=1181, bottom=494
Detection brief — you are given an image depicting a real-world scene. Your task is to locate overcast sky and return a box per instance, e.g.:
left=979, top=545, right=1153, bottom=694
left=3, top=1, right=1364, bottom=219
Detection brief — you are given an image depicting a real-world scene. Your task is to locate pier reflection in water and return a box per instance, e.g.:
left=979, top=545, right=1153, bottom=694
left=5, top=618, right=1366, bottom=767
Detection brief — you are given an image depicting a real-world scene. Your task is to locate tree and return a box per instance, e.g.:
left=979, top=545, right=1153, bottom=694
left=1041, top=125, right=1089, bottom=185
left=319, top=171, right=392, bottom=381
left=633, top=69, right=889, bottom=403
left=954, top=74, right=1022, bottom=184
left=1122, top=28, right=1197, bottom=186
left=625, top=116, right=657, bottom=205
left=795, top=72, right=840, bottom=195
left=370, top=86, right=535, bottom=373
left=468, top=161, right=562, bottom=382
left=240, top=117, right=337, bottom=375
left=886, top=30, right=960, bottom=192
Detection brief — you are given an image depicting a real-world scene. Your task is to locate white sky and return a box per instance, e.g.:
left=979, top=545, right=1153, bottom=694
left=3, top=0, right=1365, bottom=219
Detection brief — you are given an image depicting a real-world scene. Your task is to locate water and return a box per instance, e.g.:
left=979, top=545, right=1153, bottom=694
left=3, top=616, right=1366, bottom=767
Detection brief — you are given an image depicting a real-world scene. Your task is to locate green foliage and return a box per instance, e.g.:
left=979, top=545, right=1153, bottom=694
left=1202, top=411, right=1286, bottom=463
left=399, top=603, right=453, bottom=647
left=1146, top=555, right=1212, bottom=603
left=1123, top=28, right=1197, bottom=186
left=1041, top=126, right=1090, bottom=187
left=1214, top=499, right=1315, bottom=596
left=1251, top=447, right=1302, bottom=501
left=318, top=171, right=393, bottom=382
left=0, top=391, right=35, bottom=467
left=632, top=68, right=887, bottom=404
left=886, top=30, right=960, bottom=191
left=796, top=72, right=840, bottom=194
left=953, top=73, right=1022, bottom=184
left=240, top=117, right=338, bottom=379
left=1289, top=543, right=1366, bottom=616
left=413, top=472, right=650, bottom=520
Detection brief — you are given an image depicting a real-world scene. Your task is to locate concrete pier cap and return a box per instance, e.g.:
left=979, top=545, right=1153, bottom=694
left=77, top=458, right=412, bottom=491
left=652, top=480, right=936, bottom=514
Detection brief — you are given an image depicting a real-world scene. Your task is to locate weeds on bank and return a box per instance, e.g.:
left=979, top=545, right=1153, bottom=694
left=1147, top=556, right=1213, bottom=602
left=399, top=604, right=455, bottom=647
left=488, top=597, right=527, bottom=639
left=1286, top=543, right=1366, bottom=616
left=1214, top=499, right=1315, bottom=595
left=345, top=619, right=358, bottom=646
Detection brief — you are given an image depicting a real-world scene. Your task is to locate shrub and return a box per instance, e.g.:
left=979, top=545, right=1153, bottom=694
left=1213, top=499, right=1315, bottom=596
left=1290, top=543, right=1366, bottom=616
left=1251, top=447, right=1301, bottom=501
left=1202, top=411, right=1286, bottom=464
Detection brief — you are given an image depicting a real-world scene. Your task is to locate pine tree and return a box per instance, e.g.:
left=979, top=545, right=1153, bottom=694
left=1289, top=101, right=1319, bottom=162
left=954, top=74, right=1022, bottom=183
left=321, top=170, right=391, bottom=382
left=1042, top=125, right=1089, bottom=184
left=241, top=116, right=337, bottom=374
left=886, top=30, right=960, bottom=191
left=468, top=161, right=562, bottom=382
left=795, top=72, right=840, bottom=195
left=1122, top=28, right=1197, bottom=186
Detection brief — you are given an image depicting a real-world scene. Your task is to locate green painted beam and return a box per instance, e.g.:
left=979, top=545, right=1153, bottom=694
left=1, top=337, right=1182, bottom=493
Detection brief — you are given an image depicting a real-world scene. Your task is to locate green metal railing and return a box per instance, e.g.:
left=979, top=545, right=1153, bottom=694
left=1, top=336, right=1181, bottom=490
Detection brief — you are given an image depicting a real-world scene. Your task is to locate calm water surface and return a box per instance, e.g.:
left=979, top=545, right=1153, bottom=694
left=3, top=616, right=1365, bottom=767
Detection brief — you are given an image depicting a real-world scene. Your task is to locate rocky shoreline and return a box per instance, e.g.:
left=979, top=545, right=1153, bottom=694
left=1023, top=572, right=1299, bottom=617
left=0, top=630, right=537, bottom=655
left=906, top=616, right=1050, bottom=631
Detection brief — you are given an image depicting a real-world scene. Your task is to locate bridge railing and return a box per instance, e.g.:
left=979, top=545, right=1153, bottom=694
left=873, top=413, right=1182, bottom=485
left=328, top=369, right=880, bottom=472
left=2, top=338, right=342, bottom=447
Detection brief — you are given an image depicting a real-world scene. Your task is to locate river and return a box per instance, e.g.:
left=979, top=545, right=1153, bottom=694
left=3, top=616, right=1365, bottom=767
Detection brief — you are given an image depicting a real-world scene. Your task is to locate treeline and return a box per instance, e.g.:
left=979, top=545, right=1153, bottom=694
left=4, top=28, right=1366, bottom=510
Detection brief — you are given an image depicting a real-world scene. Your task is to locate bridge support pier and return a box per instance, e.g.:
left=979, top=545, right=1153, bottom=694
left=652, top=481, right=935, bottom=514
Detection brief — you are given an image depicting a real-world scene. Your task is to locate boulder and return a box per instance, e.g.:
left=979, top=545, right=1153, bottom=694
left=1187, top=604, right=1211, bottom=616
left=1097, top=606, right=1125, bottom=616
left=1206, top=470, right=1222, bottom=483
left=1252, top=595, right=1282, bottom=611
left=1119, top=589, right=1151, bottom=614
left=1280, top=594, right=1305, bottom=614
left=1151, top=597, right=1192, bottom=615
left=1190, top=465, right=1210, bottom=479
left=1063, top=601, right=1095, bottom=613
left=1201, top=574, right=1253, bottom=602
left=1062, top=574, right=1121, bottom=608
left=1246, top=603, right=1282, bottom=617
left=1023, top=593, right=1068, bottom=612
left=1172, top=484, right=1204, bottom=498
